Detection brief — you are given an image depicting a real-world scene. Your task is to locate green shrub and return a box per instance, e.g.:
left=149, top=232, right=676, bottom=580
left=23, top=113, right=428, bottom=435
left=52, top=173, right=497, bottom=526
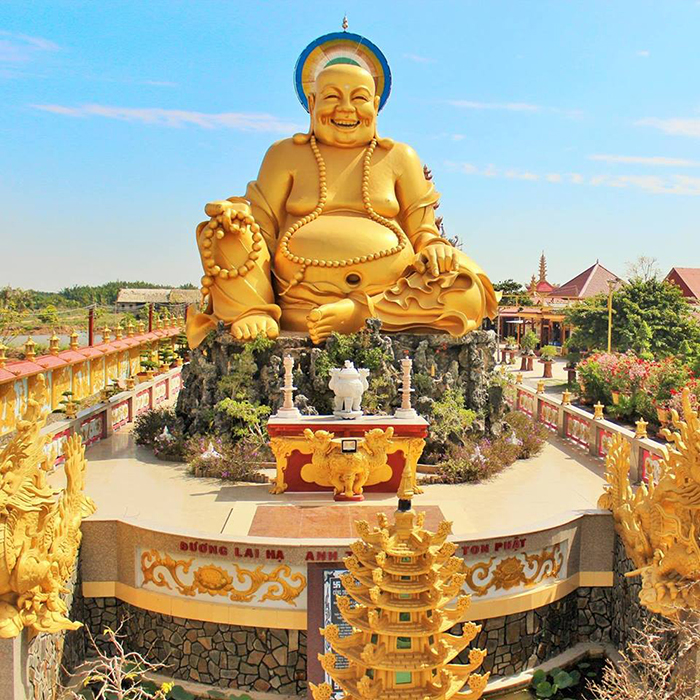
left=520, top=330, right=538, bottom=354
left=313, top=328, right=392, bottom=379
left=215, top=397, right=271, bottom=447
left=429, top=389, right=477, bottom=447
left=133, top=407, right=179, bottom=447
left=540, top=345, right=558, bottom=361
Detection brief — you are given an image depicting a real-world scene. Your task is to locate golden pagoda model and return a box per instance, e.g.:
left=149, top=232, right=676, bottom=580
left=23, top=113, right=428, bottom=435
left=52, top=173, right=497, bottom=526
left=310, top=487, right=489, bottom=700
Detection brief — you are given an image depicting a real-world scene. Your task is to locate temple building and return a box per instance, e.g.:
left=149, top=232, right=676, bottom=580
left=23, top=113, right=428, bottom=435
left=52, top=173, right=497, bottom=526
left=311, top=502, right=488, bottom=700
left=665, top=267, right=700, bottom=304
left=115, top=288, right=200, bottom=313
left=498, top=254, right=620, bottom=348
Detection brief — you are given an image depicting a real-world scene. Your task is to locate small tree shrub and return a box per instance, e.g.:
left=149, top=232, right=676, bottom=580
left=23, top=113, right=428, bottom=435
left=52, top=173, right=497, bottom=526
left=425, top=410, right=546, bottom=484
left=589, top=615, right=696, bottom=700
left=520, top=329, right=538, bottom=354
left=504, top=410, right=548, bottom=459
left=540, top=345, right=558, bottom=361
left=186, top=436, right=268, bottom=482
left=132, top=407, right=179, bottom=448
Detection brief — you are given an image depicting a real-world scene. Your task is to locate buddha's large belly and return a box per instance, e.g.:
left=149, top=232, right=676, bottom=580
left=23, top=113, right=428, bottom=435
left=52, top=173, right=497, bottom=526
left=273, top=214, right=415, bottom=297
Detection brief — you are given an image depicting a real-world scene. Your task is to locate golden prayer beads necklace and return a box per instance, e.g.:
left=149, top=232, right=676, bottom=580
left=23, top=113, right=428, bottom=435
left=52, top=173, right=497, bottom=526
left=278, top=135, right=409, bottom=288
left=200, top=212, right=264, bottom=293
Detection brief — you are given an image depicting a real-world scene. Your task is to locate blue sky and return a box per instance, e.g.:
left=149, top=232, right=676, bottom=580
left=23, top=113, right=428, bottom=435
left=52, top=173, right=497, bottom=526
left=1, top=0, right=699, bottom=292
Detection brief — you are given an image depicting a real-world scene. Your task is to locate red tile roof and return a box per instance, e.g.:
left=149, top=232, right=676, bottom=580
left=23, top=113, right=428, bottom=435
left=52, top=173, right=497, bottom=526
left=665, top=267, right=700, bottom=300
left=554, top=261, right=620, bottom=299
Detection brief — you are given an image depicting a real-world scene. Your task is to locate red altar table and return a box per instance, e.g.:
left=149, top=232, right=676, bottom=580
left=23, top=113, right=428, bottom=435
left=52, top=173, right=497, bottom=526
left=267, top=415, right=428, bottom=497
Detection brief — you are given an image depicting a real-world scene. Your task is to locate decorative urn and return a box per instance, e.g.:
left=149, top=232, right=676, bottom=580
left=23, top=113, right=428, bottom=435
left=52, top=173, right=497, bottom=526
left=329, top=360, right=369, bottom=419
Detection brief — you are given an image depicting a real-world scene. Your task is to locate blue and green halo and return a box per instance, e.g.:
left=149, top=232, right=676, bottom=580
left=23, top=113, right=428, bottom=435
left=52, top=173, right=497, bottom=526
left=294, top=32, right=392, bottom=113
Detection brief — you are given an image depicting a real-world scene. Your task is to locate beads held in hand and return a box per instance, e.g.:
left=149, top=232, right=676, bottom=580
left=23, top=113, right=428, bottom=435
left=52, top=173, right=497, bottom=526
left=201, top=211, right=264, bottom=284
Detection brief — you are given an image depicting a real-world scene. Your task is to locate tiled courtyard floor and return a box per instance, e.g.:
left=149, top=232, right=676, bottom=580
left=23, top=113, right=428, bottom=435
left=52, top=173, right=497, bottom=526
left=53, top=427, right=606, bottom=541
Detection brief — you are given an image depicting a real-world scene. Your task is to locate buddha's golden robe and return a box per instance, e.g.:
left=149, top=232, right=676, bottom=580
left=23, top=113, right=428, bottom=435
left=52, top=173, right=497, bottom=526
left=186, top=138, right=497, bottom=347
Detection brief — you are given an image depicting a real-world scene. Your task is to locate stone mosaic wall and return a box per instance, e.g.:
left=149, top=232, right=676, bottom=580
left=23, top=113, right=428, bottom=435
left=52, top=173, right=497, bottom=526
left=176, top=324, right=504, bottom=461
left=610, top=534, right=653, bottom=646
left=452, top=586, right=613, bottom=678
left=24, top=561, right=85, bottom=700
left=82, top=598, right=307, bottom=695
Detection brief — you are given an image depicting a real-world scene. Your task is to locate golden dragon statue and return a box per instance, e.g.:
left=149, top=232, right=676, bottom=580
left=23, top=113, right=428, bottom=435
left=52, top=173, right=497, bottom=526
left=0, top=374, right=96, bottom=638
left=598, top=387, right=700, bottom=617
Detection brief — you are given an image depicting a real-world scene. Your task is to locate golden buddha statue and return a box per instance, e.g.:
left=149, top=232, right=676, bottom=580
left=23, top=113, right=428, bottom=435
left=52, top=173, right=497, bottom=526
left=187, top=32, right=496, bottom=348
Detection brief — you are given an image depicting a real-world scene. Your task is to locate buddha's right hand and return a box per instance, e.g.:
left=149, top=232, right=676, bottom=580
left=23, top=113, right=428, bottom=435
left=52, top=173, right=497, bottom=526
left=204, top=199, right=253, bottom=235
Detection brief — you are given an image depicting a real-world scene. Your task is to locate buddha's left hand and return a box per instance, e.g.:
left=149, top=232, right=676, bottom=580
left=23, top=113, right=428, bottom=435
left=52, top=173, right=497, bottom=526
left=414, top=244, right=458, bottom=276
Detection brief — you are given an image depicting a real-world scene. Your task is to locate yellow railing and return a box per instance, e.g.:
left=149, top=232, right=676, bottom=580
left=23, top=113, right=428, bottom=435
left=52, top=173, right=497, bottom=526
left=0, top=317, right=185, bottom=438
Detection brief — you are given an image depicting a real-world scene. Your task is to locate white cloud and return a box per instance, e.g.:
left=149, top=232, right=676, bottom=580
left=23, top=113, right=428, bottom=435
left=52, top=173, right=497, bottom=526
left=140, top=79, right=178, bottom=88
left=444, top=161, right=477, bottom=174
left=637, top=117, right=700, bottom=138
left=636, top=50, right=650, bottom=57
left=447, top=100, right=541, bottom=112
left=0, top=30, right=59, bottom=62
left=32, top=103, right=301, bottom=132
left=589, top=153, right=700, bottom=166
left=446, top=101, right=583, bottom=119
left=504, top=169, right=539, bottom=181
left=447, top=160, right=700, bottom=196
left=403, top=53, right=436, bottom=64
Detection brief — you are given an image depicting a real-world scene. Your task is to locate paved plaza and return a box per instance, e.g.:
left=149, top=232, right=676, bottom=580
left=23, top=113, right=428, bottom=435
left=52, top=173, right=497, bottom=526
left=51, top=425, right=606, bottom=543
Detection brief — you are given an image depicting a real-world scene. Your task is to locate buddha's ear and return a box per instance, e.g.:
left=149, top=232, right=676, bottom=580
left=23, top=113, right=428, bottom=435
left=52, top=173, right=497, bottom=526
left=373, top=95, right=380, bottom=113
left=293, top=92, right=314, bottom=144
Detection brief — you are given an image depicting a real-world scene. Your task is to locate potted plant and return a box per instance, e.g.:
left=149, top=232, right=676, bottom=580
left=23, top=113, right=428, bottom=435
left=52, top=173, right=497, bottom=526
left=137, top=352, right=158, bottom=382
left=519, top=330, right=538, bottom=371
left=539, top=345, right=558, bottom=379
left=158, top=344, right=176, bottom=372
left=58, top=390, right=79, bottom=419
left=504, top=336, right=517, bottom=364
left=174, top=332, right=190, bottom=365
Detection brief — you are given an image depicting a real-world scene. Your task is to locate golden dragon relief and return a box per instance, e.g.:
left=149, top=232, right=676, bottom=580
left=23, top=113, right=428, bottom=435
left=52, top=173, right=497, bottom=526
left=0, top=374, right=96, bottom=638
left=140, top=550, right=306, bottom=606
left=598, top=387, right=700, bottom=617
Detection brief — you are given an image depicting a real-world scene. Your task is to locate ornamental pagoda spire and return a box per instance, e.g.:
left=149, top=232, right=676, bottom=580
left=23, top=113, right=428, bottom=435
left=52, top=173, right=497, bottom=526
left=538, top=251, right=547, bottom=283
left=310, top=504, right=489, bottom=700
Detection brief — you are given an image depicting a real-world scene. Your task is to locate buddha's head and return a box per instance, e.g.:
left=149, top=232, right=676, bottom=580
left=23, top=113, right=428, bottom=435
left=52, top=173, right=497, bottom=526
left=308, top=64, right=380, bottom=147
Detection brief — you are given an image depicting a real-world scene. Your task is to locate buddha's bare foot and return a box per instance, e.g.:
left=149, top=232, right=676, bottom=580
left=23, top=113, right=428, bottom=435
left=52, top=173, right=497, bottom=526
left=307, top=299, right=367, bottom=344
left=231, top=314, right=279, bottom=341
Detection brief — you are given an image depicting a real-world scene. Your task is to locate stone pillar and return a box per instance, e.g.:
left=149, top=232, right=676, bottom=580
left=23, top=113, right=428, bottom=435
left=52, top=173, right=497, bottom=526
left=0, top=633, right=28, bottom=700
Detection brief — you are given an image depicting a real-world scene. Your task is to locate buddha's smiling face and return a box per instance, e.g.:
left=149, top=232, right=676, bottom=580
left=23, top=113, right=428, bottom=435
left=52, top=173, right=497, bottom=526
left=309, top=64, right=379, bottom=147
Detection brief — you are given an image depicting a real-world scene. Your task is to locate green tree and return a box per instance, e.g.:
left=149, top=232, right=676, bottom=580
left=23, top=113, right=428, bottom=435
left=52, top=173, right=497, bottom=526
left=493, top=279, right=531, bottom=307
left=565, top=278, right=700, bottom=357
left=38, top=304, right=59, bottom=327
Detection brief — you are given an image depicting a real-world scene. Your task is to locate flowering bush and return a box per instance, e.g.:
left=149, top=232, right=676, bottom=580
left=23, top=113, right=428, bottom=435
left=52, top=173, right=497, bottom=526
left=504, top=411, right=549, bottom=459
left=577, top=353, right=618, bottom=404
left=426, top=411, right=547, bottom=484
left=667, top=379, right=700, bottom=416
left=577, top=351, right=696, bottom=424
left=152, top=427, right=186, bottom=461
left=186, top=435, right=269, bottom=482
left=646, top=358, right=693, bottom=406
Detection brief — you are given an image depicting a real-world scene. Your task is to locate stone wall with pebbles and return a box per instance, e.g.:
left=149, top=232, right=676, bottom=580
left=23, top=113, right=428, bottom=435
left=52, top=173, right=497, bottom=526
left=23, top=561, right=85, bottom=700
left=452, top=586, right=613, bottom=678
left=82, top=597, right=307, bottom=695
left=610, top=534, right=654, bottom=646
